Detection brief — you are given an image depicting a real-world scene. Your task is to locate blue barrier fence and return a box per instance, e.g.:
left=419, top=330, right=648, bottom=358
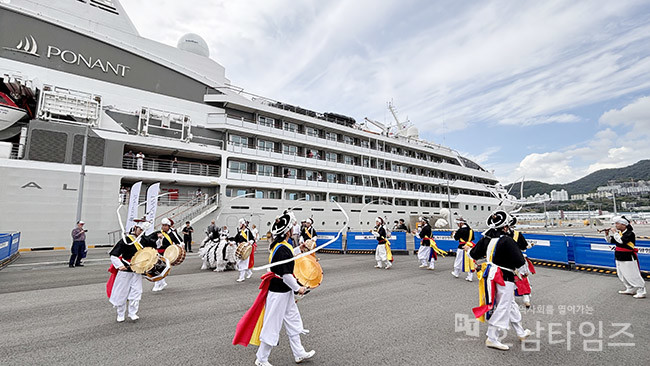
left=414, top=231, right=484, bottom=252
left=572, top=236, right=650, bottom=272
left=412, top=231, right=648, bottom=273
left=0, top=234, right=10, bottom=262
left=347, top=231, right=407, bottom=251
left=316, top=232, right=344, bottom=251
left=10, top=232, right=20, bottom=256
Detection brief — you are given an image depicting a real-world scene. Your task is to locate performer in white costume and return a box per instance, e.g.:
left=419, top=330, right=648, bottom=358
left=605, top=216, right=646, bottom=299
left=107, top=222, right=155, bottom=322
left=373, top=217, right=393, bottom=269
left=451, top=217, right=476, bottom=281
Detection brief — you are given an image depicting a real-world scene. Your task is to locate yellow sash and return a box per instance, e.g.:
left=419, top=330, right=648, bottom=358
left=305, top=228, right=313, bottom=239
left=269, top=241, right=293, bottom=263
left=127, top=234, right=143, bottom=251
left=162, top=231, right=173, bottom=245
left=476, top=238, right=500, bottom=322
left=385, top=240, right=393, bottom=261
left=513, top=231, right=520, bottom=242
left=241, top=229, right=248, bottom=241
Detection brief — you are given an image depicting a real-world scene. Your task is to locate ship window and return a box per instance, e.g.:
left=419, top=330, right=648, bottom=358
left=283, top=168, right=297, bottom=178
left=229, top=134, right=248, bottom=147
left=255, top=191, right=264, bottom=199
left=326, top=152, right=337, bottom=162
left=306, top=126, right=320, bottom=137
left=345, top=176, right=355, bottom=185
left=325, top=132, right=337, bottom=141
left=343, top=135, right=354, bottom=145
left=488, top=206, right=491, bottom=211
left=361, top=140, right=370, bottom=148
left=283, top=121, right=298, bottom=132
left=229, top=161, right=247, bottom=173
left=322, top=222, right=326, bottom=226
left=344, top=155, right=355, bottom=165
left=465, top=205, right=469, bottom=210
left=257, top=164, right=274, bottom=176
left=288, top=192, right=298, bottom=200
left=326, top=173, right=336, bottom=183
left=283, top=144, right=298, bottom=156
left=258, top=139, right=275, bottom=151
left=269, top=191, right=278, bottom=199
left=473, top=205, right=477, bottom=211
left=481, top=206, right=485, bottom=211
left=258, top=115, right=275, bottom=127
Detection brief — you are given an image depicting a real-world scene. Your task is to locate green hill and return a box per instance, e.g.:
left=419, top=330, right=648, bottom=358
left=506, top=159, right=650, bottom=198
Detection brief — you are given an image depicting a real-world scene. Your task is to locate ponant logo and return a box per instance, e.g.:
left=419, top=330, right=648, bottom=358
left=5, top=35, right=40, bottom=56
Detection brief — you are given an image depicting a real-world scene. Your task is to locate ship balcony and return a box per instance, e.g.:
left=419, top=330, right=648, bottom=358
left=121, top=156, right=220, bottom=177
left=224, top=143, right=492, bottom=191
left=207, top=113, right=494, bottom=181
left=226, top=171, right=459, bottom=201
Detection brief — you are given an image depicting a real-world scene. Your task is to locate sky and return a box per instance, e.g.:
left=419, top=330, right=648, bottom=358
left=121, top=0, right=650, bottom=185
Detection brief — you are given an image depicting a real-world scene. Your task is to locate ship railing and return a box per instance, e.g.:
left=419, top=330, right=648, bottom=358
left=226, top=170, right=461, bottom=199
left=8, top=143, right=24, bottom=159
left=226, top=142, right=465, bottom=187
left=121, top=156, right=220, bottom=177
left=210, top=113, right=472, bottom=171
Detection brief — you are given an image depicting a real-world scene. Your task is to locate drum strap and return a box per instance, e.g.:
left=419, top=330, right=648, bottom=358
left=513, top=231, right=519, bottom=242
left=162, top=231, right=173, bottom=245
left=305, top=228, right=313, bottom=239
left=241, top=229, right=248, bottom=241
left=269, top=241, right=293, bottom=263
left=128, top=235, right=143, bottom=251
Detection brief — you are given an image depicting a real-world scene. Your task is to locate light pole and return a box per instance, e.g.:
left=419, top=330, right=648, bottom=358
left=75, top=124, right=89, bottom=223
left=586, top=201, right=592, bottom=227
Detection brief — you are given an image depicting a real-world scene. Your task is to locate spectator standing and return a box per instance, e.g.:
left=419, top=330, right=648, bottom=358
left=136, top=152, right=145, bottom=170
left=396, top=219, right=408, bottom=231
left=182, top=221, right=194, bottom=252
left=69, top=221, right=87, bottom=268
left=171, top=157, right=179, bottom=174
left=123, top=150, right=135, bottom=169
left=291, top=220, right=301, bottom=247
left=251, top=224, right=259, bottom=242
left=119, top=186, right=127, bottom=204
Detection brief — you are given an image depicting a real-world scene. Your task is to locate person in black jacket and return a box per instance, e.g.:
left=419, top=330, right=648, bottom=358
left=148, top=217, right=181, bottom=292
left=254, top=211, right=315, bottom=366
left=605, top=216, right=646, bottom=299
left=451, top=217, right=475, bottom=281
left=415, top=217, right=436, bottom=270
left=469, top=210, right=531, bottom=351
left=373, top=217, right=392, bottom=269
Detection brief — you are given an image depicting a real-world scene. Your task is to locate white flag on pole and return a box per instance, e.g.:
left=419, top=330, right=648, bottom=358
left=145, top=183, right=160, bottom=235
left=125, top=181, right=142, bottom=233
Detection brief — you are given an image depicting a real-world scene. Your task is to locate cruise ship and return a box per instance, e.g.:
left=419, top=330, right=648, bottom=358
left=0, top=0, right=514, bottom=248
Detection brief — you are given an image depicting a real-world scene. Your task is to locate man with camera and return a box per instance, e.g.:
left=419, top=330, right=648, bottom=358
left=69, top=221, right=88, bottom=268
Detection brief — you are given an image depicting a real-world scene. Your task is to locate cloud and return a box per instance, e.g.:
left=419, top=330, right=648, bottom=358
left=599, top=95, right=650, bottom=133
left=502, top=97, right=650, bottom=184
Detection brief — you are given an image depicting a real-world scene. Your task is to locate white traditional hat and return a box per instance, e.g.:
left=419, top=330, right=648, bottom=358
left=161, top=218, right=172, bottom=226
left=486, top=210, right=510, bottom=229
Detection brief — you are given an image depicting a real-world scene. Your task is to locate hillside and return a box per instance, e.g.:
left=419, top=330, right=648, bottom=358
left=506, top=159, right=650, bottom=198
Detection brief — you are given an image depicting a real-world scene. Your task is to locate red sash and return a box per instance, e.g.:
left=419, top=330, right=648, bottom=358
left=616, top=247, right=640, bottom=268
left=233, top=272, right=277, bottom=346
left=248, top=243, right=257, bottom=269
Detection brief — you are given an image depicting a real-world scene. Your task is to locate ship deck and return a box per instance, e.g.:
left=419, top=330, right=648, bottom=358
left=0, top=248, right=648, bottom=365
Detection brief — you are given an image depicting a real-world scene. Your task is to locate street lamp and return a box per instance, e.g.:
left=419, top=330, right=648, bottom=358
left=586, top=201, right=592, bottom=227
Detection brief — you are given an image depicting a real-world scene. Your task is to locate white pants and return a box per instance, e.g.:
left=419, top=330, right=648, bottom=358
left=486, top=281, right=526, bottom=342
left=136, top=159, right=143, bottom=170
left=237, top=258, right=252, bottom=280
left=152, top=278, right=167, bottom=291
left=452, top=250, right=473, bottom=280
left=109, top=271, right=142, bottom=317
left=616, top=260, right=646, bottom=294
left=256, top=291, right=309, bottom=362
left=417, top=246, right=434, bottom=268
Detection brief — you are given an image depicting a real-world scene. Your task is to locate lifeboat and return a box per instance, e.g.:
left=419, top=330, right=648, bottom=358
left=0, top=92, right=27, bottom=131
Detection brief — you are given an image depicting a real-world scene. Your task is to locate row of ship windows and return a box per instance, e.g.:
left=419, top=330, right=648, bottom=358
left=228, top=162, right=493, bottom=198
left=234, top=115, right=469, bottom=168
left=229, top=160, right=493, bottom=188
left=225, top=188, right=467, bottom=208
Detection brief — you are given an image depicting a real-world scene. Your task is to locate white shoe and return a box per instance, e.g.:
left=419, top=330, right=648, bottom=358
left=465, top=277, right=473, bottom=282
left=159, top=282, right=167, bottom=291
left=427, top=266, right=435, bottom=270
left=200, top=264, right=207, bottom=270
left=385, top=262, right=392, bottom=270
left=295, top=350, right=316, bottom=364
left=116, top=315, right=125, bottom=323
left=374, top=265, right=382, bottom=269
left=152, top=285, right=160, bottom=292
left=633, top=292, right=646, bottom=299
left=618, top=289, right=636, bottom=295
left=255, top=360, right=273, bottom=366
left=128, top=314, right=139, bottom=321
left=451, top=271, right=459, bottom=278
left=419, top=264, right=427, bottom=268
left=518, top=329, right=532, bottom=341
left=236, top=278, right=245, bottom=282
left=485, top=339, right=509, bottom=350
left=246, top=271, right=253, bottom=279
